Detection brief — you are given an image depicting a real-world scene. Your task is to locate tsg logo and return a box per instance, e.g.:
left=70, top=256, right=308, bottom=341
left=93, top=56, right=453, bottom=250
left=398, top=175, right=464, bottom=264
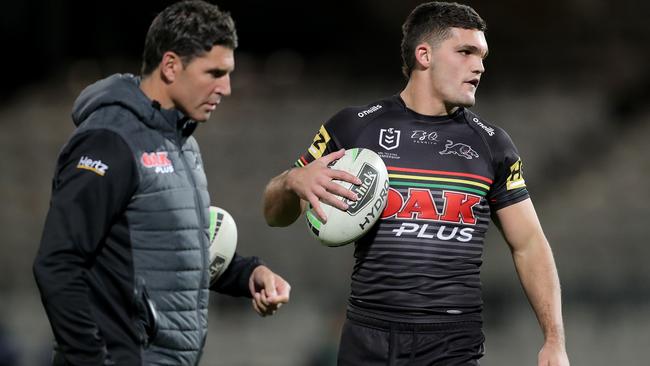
left=379, top=128, right=401, bottom=151
left=410, top=130, right=439, bottom=145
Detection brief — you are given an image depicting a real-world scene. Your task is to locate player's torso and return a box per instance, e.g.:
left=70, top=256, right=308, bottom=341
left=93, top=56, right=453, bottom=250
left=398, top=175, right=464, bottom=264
left=332, top=101, right=495, bottom=320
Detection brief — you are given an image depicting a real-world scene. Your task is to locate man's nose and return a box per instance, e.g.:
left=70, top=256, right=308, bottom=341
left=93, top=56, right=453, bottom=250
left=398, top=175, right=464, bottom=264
left=214, top=74, right=231, bottom=96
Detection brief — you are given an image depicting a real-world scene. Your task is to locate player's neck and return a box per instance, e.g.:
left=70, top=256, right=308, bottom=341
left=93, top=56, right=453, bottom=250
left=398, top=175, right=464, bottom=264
left=140, top=73, right=174, bottom=110
left=400, top=78, right=458, bottom=117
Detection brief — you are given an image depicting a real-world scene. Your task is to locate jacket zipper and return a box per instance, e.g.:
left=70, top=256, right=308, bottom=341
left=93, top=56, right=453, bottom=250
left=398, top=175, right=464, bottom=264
left=176, top=134, right=208, bottom=342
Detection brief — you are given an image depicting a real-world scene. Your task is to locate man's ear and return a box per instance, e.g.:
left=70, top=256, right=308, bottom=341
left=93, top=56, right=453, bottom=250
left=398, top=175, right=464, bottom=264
left=414, top=43, right=432, bottom=70
left=160, top=51, right=182, bottom=83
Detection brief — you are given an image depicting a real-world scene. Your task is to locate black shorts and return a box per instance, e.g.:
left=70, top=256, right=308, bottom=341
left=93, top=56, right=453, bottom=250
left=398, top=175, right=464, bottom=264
left=337, top=312, right=485, bottom=366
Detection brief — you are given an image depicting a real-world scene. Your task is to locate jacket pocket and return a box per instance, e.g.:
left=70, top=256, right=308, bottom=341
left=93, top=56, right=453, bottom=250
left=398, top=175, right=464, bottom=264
left=133, top=276, right=159, bottom=348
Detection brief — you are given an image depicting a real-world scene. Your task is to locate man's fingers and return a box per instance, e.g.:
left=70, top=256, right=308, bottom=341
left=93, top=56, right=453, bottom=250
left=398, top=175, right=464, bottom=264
left=308, top=196, right=329, bottom=223
left=325, top=181, right=359, bottom=202
left=320, top=193, right=349, bottom=211
left=254, top=292, right=268, bottom=313
left=329, top=169, right=362, bottom=186
left=319, top=148, right=346, bottom=165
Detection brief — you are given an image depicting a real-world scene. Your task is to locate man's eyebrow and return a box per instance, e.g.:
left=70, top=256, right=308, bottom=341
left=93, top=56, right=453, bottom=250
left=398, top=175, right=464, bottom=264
left=459, top=44, right=489, bottom=59
left=207, top=67, right=233, bottom=75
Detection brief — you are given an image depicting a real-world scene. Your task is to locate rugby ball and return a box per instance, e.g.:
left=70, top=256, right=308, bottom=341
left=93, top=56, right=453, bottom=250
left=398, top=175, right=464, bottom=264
left=305, top=148, right=389, bottom=247
left=208, top=206, right=237, bottom=283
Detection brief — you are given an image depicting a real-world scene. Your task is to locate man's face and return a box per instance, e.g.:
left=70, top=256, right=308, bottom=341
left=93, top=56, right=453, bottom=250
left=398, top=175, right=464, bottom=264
left=427, top=27, right=488, bottom=109
left=170, top=45, right=234, bottom=122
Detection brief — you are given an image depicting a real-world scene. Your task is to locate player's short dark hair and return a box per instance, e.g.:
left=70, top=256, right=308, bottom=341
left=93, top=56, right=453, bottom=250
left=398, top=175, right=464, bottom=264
left=400, top=2, right=486, bottom=78
left=141, top=0, right=238, bottom=75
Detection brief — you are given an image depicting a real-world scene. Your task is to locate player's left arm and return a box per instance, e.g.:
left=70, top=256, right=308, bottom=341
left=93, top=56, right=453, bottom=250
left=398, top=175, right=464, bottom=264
left=494, top=198, right=569, bottom=366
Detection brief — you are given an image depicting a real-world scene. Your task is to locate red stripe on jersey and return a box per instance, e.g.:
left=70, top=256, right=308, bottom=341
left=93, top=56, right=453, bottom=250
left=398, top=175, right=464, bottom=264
left=386, top=166, right=493, bottom=184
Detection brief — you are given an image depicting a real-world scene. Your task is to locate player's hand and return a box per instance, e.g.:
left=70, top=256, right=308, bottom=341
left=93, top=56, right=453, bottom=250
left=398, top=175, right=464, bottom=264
left=286, top=149, right=362, bottom=222
left=538, top=340, right=569, bottom=366
left=248, top=265, right=290, bottom=317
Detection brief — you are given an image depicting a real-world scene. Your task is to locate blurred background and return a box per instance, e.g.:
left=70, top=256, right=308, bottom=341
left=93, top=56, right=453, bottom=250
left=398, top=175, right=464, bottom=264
left=1, top=0, right=649, bottom=365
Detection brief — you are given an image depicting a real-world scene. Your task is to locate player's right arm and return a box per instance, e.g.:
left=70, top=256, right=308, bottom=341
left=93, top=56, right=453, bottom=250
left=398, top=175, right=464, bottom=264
left=33, top=129, right=137, bottom=365
left=263, top=123, right=361, bottom=227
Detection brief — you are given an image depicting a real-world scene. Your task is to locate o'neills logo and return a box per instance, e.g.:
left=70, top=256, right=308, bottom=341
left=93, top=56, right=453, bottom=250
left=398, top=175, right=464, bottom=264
left=472, top=117, right=495, bottom=136
left=346, top=163, right=378, bottom=215
left=141, top=152, right=174, bottom=174
left=357, top=104, right=382, bottom=118
left=77, top=156, right=109, bottom=176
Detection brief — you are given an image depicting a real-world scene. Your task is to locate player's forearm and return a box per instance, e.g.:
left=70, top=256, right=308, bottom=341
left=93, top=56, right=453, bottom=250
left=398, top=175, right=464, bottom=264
left=263, top=169, right=303, bottom=227
left=512, top=236, right=566, bottom=345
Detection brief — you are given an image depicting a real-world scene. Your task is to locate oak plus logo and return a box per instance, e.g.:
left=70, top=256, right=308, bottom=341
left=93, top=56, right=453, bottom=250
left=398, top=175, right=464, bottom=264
left=379, top=128, right=401, bottom=151
left=77, top=156, right=109, bottom=176
left=439, top=140, right=479, bottom=160
left=382, top=188, right=481, bottom=242
left=141, top=152, right=174, bottom=174
left=410, top=130, right=439, bottom=145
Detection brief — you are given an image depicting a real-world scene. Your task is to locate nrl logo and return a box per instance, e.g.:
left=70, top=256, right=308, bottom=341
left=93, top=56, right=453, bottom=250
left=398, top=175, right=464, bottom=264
left=379, top=128, right=400, bottom=151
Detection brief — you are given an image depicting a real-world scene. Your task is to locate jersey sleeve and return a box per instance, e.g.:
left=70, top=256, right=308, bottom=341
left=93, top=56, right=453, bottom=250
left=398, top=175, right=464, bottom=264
left=487, top=129, right=530, bottom=211
left=293, top=109, right=359, bottom=168
left=33, top=129, right=137, bottom=365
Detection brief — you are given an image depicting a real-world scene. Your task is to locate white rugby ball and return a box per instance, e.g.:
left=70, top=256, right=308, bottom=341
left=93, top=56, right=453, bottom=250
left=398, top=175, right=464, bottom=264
left=305, top=148, right=389, bottom=247
left=208, top=206, right=237, bottom=283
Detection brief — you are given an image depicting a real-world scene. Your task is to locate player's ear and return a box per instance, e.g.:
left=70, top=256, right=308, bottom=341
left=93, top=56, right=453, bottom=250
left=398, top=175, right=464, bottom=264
left=414, top=43, right=432, bottom=70
left=160, top=51, right=182, bottom=83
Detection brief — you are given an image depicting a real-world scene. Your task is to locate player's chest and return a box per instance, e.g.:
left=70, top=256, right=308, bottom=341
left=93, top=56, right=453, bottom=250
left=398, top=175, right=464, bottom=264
left=352, top=121, right=492, bottom=178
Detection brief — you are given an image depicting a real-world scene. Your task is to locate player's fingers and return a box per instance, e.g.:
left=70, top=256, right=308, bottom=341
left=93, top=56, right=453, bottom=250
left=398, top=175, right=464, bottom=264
left=325, top=181, right=359, bottom=202
left=329, top=169, right=362, bottom=186
left=320, top=191, right=349, bottom=211
left=307, top=195, right=328, bottom=223
left=318, top=149, right=346, bottom=165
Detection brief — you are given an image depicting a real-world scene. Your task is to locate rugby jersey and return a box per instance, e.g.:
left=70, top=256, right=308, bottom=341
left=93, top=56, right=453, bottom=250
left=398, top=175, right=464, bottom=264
left=295, top=95, right=529, bottom=323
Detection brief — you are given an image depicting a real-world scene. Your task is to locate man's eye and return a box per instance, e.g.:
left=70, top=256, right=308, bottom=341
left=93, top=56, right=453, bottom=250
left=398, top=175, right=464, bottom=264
left=210, top=71, right=226, bottom=78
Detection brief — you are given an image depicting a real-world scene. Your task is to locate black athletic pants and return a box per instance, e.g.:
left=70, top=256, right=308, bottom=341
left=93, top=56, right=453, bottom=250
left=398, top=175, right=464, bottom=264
left=337, top=312, right=485, bottom=366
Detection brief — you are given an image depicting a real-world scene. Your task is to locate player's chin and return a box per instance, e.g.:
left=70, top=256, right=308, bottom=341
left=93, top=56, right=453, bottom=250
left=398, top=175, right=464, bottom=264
left=457, top=94, right=477, bottom=107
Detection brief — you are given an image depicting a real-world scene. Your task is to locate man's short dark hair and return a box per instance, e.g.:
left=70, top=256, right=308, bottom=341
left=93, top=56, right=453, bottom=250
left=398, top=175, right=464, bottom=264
left=141, top=0, right=238, bottom=75
left=400, top=2, right=486, bottom=78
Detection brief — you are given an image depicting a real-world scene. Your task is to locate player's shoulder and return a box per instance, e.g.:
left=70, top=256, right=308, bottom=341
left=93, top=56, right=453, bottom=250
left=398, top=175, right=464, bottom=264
left=326, top=95, right=400, bottom=129
left=461, top=108, right=514, bottom=146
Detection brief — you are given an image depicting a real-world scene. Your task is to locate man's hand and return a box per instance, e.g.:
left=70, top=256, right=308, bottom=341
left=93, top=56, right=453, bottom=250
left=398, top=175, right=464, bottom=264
left=285, top=149, right=361, bottom=222
left=538, top=340, right=569, bottom=366
left=248, top=265, right=290, bottom=317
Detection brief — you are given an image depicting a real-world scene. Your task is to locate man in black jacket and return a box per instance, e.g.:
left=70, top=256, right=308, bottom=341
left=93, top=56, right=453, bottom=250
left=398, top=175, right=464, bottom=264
left=33, top=1, right=290, bottom=365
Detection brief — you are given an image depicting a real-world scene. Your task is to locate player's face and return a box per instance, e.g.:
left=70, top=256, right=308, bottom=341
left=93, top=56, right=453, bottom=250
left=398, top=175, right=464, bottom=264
left=170, top=45, right=234, bottom=122
left=428, top=27, right=487, bottom=109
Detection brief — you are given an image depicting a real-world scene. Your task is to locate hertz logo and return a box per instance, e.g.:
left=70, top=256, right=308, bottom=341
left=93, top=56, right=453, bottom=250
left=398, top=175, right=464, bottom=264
left=77, top=156, right=109, bottom=176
